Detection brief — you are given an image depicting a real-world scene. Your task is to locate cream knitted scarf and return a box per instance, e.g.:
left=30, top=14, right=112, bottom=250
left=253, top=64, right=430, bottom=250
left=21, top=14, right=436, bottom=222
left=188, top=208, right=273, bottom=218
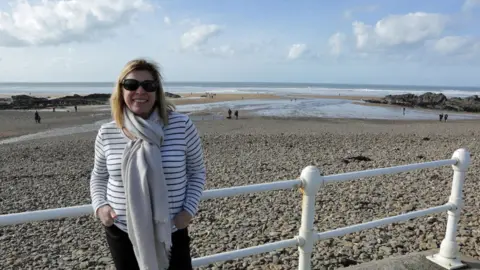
left=121, top=108, right=172, bottom=270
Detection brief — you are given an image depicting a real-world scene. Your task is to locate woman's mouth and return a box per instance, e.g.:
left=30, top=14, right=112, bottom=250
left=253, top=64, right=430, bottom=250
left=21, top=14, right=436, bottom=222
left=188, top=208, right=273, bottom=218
left=133, top=99, right=148, bottom=103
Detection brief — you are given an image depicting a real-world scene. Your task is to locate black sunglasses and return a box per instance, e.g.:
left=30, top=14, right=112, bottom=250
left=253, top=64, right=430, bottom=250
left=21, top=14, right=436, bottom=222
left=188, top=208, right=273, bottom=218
left=121, top=79, right=159, bottom=92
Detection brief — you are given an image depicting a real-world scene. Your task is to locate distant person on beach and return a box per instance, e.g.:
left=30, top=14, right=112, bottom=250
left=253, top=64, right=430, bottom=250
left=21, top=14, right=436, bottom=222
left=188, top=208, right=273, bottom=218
left=89, top=58, right=206, bottom=270
left=227, top=108, right=232, bottom=119
left=74, top=105, right=77, bottom=112
left=439, top=113, right=443, bottom=121
left=234, top=110, right=238, bottom=119
left=444, top=114, right=448, bottom=122
left=34, top=111, right=41, bottom=123
left=403, top=107, right=405, bottom=115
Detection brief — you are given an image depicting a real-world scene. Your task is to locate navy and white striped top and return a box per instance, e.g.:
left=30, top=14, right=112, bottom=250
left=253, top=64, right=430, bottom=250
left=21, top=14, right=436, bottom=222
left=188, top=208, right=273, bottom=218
left=89, top=111, right=206, bottom=233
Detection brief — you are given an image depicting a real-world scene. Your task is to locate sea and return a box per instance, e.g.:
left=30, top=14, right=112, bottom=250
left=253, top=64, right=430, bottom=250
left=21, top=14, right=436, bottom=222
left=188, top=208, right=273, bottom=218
left=2, top=81, right=480, bottom=120
left=1, top=81, right=480, bottom=98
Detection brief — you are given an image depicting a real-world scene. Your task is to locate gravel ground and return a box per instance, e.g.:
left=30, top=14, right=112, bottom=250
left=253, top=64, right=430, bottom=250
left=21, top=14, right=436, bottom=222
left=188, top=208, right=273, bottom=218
left=0, top=117, right=479, bottom=270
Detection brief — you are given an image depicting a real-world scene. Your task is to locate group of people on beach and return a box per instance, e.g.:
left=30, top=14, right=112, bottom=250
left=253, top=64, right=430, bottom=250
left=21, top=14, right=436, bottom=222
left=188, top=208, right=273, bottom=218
left=204, top=92, right=216, bottom=99
left=227, top=108, right=239, bottom=119
left=440, top=113, right=449, bottom=122
left=32, top=105, right=78, bottom=123
left=403, top=107, right=450, bottom=121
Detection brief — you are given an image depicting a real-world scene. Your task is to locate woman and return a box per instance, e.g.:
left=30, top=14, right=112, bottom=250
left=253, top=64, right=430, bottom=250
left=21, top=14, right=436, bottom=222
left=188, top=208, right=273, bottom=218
left=90, top=58, right=206, bottom=270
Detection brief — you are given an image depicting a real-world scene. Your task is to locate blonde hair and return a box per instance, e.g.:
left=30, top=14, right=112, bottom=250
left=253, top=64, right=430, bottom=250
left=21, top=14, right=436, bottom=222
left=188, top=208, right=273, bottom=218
left=110, top=58, right=175, bottom=128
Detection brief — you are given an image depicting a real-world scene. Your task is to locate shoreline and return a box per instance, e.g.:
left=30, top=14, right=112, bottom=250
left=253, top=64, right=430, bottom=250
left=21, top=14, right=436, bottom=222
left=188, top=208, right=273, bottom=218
left=2, top=92, right=480, bottom=116
left=172, top=93, right=480, bottom=120
left=1, top=93, right=479, bottom=141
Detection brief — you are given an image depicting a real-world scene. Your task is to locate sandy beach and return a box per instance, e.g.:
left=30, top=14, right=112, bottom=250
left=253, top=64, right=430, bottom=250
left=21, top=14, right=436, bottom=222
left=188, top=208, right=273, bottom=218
left=0, top=93, right=379, bottom=140
left=0, top=109, right=479, bottom=269
left=3, top=92, right=474, bottom=121
left=172, top=93, right=286, bottom=105
left=0, top=110, right=110, bottom=139
left=171, top=92, right=380, bottom=104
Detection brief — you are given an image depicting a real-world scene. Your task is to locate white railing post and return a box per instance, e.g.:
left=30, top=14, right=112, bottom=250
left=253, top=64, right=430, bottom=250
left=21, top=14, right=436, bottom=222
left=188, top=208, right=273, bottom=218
left=298, top=166, right=324, bottom=270
left=427, top=148, right=470, bottom=269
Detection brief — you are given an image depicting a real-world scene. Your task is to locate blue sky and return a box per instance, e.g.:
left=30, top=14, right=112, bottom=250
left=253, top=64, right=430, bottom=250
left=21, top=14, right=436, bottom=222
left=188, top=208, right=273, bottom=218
left=0, top=0, right=479, bottom=86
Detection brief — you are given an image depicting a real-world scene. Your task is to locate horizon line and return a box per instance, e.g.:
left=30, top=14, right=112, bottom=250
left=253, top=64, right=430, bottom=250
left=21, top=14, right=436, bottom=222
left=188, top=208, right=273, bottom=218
left=0, top=81, right=479, bottom=89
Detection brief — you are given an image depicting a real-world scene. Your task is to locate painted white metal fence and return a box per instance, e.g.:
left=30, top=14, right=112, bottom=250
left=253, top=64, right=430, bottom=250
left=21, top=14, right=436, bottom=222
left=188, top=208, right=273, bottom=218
left=0, top=148, right=470, bottom=270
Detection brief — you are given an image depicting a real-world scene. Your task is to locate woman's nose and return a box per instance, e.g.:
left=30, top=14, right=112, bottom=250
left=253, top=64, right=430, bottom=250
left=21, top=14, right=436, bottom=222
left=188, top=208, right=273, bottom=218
left=136, top=85, right=147, bottom=93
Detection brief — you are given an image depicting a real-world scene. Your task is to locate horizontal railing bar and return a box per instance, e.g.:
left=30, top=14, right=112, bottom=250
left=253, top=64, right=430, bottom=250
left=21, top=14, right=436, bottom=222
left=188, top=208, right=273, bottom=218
left=0, top=204, right=93, bottom=226
left=0, top=159, right=456, bottom=227
left=0, top=159, right=455, bottom=227
left=323, top=159, right=456, bottom=184
left=315, top=203, right=453, bottom=241
left=0, top=180, right=302, bottom=227
left=192, top=237, right=299, bottom=267
left=200, top=179, right=302, bottom=200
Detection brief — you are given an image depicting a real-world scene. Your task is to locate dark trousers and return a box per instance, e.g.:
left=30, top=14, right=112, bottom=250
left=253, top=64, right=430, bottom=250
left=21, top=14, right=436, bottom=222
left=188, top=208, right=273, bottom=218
left=104, top=224, right=193, bottom=270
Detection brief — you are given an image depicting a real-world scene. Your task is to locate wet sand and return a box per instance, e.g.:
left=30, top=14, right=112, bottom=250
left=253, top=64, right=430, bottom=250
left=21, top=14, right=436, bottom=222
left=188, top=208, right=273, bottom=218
left=3, top=91, right=472, bottom=117
left=0, top=110, right=110, bottom=139
left=0, top=93, right=355, bottom=140
left=171, top=93, right=286, bottom=105
left=288, top=94, right=382, bottom=101
left=2, top=90, right=479, bottom=140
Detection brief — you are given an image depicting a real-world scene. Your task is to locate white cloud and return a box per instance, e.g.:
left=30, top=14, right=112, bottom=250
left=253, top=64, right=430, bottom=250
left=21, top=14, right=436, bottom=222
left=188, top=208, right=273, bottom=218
left=0, top=0, right=152, bottom=47
left=180, top=24, right=222, bottom=50
left=353, top=12, right=449, bottom=50
left=328, top=32, right=346, bottom=56
left=287, top=43, right=308, bottom=60
left=335, top=11, right=480, bottom=63
left=432, top=36, right=470, bottom=55
left=164, top=16, right=171, bottom=25
left=375, top=13, right=448, bottom=45
left=352, top=22, right=372, bottom=50
left=462, top=0, right=480, bottom=11
left=429, top=36, right=480, bottom=57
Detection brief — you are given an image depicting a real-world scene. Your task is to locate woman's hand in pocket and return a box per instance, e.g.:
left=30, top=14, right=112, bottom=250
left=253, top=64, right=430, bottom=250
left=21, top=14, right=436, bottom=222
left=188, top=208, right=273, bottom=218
left=173, top=210, right=192, bottom=230
left=97, top=205, right=117, bottom=227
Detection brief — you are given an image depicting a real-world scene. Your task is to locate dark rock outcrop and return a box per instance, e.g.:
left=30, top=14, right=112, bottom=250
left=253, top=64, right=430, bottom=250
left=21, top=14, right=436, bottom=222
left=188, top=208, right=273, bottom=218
left=0, top=92, right=182, bottom=110
left=165, top=92, right=181, bottom=98
left=363, top=92, right=480, bottom=113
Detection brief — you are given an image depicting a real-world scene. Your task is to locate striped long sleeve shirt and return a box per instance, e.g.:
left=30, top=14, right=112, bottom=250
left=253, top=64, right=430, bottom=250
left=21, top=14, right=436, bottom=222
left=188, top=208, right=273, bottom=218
left=89, top=111, right=206, bottom=233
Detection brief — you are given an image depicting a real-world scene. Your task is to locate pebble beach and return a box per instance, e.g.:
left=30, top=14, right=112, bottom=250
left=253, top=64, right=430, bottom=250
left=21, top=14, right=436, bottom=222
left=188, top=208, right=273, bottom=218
left=0, top=110, right=479, bottom=269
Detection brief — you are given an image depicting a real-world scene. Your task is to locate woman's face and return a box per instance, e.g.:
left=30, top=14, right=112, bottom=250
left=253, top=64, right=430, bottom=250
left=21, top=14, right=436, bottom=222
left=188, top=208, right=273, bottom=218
left=122, top=70, right=157, bottom=119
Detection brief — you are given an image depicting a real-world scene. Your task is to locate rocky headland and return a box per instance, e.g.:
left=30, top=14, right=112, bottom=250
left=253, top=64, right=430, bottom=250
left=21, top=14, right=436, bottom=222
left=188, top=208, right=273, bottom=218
left=0, top=92, right=182, bottom=110
left=363, top=92, right=480, bottom=113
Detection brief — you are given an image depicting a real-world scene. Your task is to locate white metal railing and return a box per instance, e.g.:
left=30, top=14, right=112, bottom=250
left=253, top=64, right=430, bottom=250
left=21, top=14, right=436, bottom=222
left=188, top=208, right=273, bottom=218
left=0, top=148, right=470, bottom=270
